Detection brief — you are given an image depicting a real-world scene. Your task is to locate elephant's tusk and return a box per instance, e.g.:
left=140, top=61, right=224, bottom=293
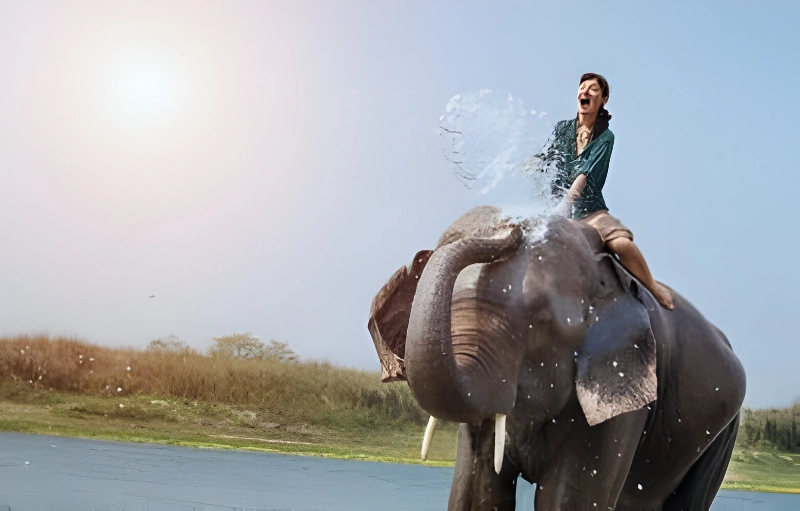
left=494, top=413, right=506, bottom=474
left=421, top=416, right=438, bottom=461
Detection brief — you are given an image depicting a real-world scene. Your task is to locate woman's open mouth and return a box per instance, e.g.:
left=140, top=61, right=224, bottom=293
left=580, top=98, right=590, bottom=106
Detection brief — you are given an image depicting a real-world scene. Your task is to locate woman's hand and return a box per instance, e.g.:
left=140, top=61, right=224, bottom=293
left=554, top=199, right=572, bottom=218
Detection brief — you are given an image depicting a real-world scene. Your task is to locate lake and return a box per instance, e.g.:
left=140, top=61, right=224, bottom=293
left=0, top=433, right=795, bottom=510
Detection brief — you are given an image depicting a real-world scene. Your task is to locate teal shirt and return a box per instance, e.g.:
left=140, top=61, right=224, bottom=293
left=547, top=118, right=615, bottom=219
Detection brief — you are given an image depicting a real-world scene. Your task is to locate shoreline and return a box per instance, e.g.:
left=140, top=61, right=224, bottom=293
left=1, top=394, right=798, bottom=494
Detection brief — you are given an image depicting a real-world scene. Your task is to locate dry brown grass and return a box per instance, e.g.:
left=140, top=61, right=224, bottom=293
left=0, top=335, right=426, bottom=427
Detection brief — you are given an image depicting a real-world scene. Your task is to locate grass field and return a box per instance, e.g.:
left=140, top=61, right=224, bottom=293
left=722, top=449, right=800, bottom=494
left=0, top=335, right=798, bottom=493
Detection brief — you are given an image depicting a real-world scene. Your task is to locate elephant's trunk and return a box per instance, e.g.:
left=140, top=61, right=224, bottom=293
left=405, top=225, right=522, bottom=424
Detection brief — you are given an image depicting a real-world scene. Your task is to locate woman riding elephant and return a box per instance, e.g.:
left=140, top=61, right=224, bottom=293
left=543, top=73, right=674, bottom=309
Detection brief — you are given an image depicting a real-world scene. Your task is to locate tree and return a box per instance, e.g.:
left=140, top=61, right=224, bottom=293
left=208, top=332, right=265, bottom=359
left=263, top=339, right=298, bottom=362
left=207, top=333, right=298, bottom=362
left=147, top=334, right=194, bottom=355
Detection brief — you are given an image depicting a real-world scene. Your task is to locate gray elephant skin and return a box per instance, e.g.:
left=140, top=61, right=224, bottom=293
left=368, top=206, right=746, bottom=510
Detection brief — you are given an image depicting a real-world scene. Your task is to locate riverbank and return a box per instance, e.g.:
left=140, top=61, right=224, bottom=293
left=0, top=389, right=457, bottom=466
left=1, top=390, right=799, bottom=493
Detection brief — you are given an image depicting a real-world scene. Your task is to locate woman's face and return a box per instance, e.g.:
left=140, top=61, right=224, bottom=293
left=577, top=79, right=607, bottom=117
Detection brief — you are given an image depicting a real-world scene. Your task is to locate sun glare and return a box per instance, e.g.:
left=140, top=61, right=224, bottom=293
left=105, top=52, right=184, bottom=128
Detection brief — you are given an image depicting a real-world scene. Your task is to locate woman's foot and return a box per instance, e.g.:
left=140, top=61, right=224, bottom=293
left=650, top=282, right=674, bottom=310
left=606, top=238, right=674, bottom=310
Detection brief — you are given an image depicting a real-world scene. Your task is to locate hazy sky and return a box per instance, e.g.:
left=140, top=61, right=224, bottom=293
left=1, top=1, right=797, bottom=408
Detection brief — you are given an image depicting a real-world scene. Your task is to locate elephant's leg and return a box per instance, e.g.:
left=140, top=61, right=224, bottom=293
left=661, top=414, right=740, bottom=511
left=535, top=409, right=648, bottom=510
left=449, top=420, right=518, bottom=511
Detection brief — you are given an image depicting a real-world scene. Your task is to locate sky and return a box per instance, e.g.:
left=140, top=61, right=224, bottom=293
left=0, top=1, right=797, bottom=408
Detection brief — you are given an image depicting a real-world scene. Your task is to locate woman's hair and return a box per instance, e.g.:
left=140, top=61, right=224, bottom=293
left=580, top=72, right=612, bottom=121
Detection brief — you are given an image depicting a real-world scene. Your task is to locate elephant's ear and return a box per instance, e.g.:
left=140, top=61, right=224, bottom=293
left=368, top=250, right=432, bottom=382
left=575, top=294, right=657, bottom=426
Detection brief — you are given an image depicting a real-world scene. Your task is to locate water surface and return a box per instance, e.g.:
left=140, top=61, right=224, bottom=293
left=0, top=433, right=796, bottom=510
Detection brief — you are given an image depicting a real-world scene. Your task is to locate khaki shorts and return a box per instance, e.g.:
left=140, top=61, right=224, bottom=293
left=580, top=210, right=634, bottom=243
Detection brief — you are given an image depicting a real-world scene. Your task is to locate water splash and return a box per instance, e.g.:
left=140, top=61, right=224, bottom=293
left=438, top=89, right=562, bottom=224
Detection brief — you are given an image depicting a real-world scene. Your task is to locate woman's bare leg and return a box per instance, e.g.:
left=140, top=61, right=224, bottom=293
left=606, top=238, right=674, bottom=310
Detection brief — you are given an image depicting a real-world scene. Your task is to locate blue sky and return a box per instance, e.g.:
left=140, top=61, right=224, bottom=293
left=0, top=1, right=797, bottom=407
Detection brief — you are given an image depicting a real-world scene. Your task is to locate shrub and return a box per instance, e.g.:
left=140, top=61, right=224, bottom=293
left=0, top=335, right=425, bottom=426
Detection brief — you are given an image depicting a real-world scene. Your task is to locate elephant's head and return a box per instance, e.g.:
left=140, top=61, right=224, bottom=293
left=369, top=206, right=657, bottom=428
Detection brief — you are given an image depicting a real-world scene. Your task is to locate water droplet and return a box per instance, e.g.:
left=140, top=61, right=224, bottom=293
left=538, top=256, right=542, bottom=260
left=574, top=351, right=578, bottom=356
left=119, top=404, right=124, bottom=408
left=527, top=395, right=530, bottom=399
left=567, top=318, right=571, bottom=324
left=634, top=344, right=639, bottom=349
left=618, top=372, right=624, bottom=377
left=24, top=461, right=29, bottom=465
left=638, top=484, right=643, bottom=490
left=612, top=361, right=617, bottom=367
left=552, top=419, right=556, bottom=423
left=529, top=324, right=533, bottom=328
left=715, top=387, right=719, bottom=391
left=592, top=470, right=597, bottom=474
left=501, top=379, right=506, bottom=383
left=126, top=366, right=131, bottom=371
left=555, top=362, right=558, bottom=367
left=550, top=383, right=554, bottom=388
left=502, top=289, right=507, bottom=293
left=117, top=387, right=122, bottom=392
left=617, top=453, right=621, bottom=457
left=467, top=392, right=471, bottom=396
left=706, top=430, right=710, bottom=435
left=541, top=362, right=544, bottom=366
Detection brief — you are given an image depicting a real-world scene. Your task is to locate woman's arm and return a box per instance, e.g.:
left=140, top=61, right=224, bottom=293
left=555, top=174, right=587, bottom=216
left=566, top=173, right=587, bottom=201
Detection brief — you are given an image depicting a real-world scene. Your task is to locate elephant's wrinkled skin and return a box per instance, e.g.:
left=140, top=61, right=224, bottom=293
left=368, top=206, right=746, bottom=510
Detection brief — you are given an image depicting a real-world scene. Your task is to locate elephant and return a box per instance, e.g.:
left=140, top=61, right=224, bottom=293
left=368, top=206, right=746, bottom=510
